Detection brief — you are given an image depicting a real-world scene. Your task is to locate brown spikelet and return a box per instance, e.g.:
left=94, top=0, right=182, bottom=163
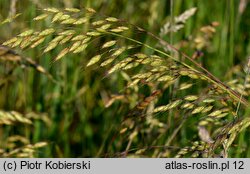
left=136, top=90, right=161, bottom=110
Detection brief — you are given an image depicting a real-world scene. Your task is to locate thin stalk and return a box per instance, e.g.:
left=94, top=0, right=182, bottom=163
left=170, top=0, right=174, bottom=48
left=235, top=57, right=250, bottom=118
left=229, top=0, right=235, bottom=69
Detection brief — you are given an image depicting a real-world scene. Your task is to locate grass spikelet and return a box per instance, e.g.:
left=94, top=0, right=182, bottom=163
left=1, top=13, right=21, bottom=25
left=71, top=35, right=87, bottom=41
left=100, top=57, right=115, bottom=67
left=202, top=106, right=213, bottom=113
left=175, top=147, right=189, bottom=158
left=92, top=20, right=105, bottom=26
left=86, top=7, right=96, bottom=13
left=51, top=35, right=64, bottom=42
left=181, top=103, right=194, bottom=109
left=43, top=7, right=59, bottom=13
left=59, top=35, right=73, bottom=44
left=102, top=40, right=116, bottom=49
left=188, top=73, right=199, bottom=79
left=35, top=65, right=47, bottom=74
left=33, top=142, right=48, bottom=149
left=30, top=37, right=45, bottom=48
left=215, top=113, right=228, bottom=118
left=105, top=17, right=119, bottom=22
left=238, top=118, right=250, bottom=132
left=12, top=38, right=22, bottom=47
left=179, top=83, right=193, bottom=90
left=123, top=62, right=139, bottom=70
left=59, top=14, right=71, bottom=21
left=121, top=57, right=134, bottom=64
left=86, top=55, right=102, bottom=67
left=136, top=90, right=161, bottom=109
left=33, top=14, right=48, bottom=21
left=117, top=26, right=129, bottom=30
left=73, top=44, right=87, bottom=53
left=133, top=72, right=152, bottom=79
left=110, top=26, right=129, bottom=33
left=39, top=28, right=55, bottom=36
left=150, top=59, right=164, bottom=66
left=44, top=42, right=58, bottom=52
left=179, top=70, right=191, bottom=76
left=55, top=48, right=69, bottom=61
left=111, top=46, right=126, bottom=57
left=184, top=95, right=198, bottom=101
left=59, top=30, right=75, bottom=35
left=81, top=37, right=91, bottom=44
left=177, top=7, right=197, bottom=23
left=203, top=99, right=215, bottom=103
left=86, top=31, right=101, bottom=36
left=224, top=133, right=237, bottom=151
left=0, top=110, right=32, bottom=125
left=154, top=100, right=182, bottom=113
left=134, top=53, right=147, bottom=59
left=69, top=41, right=82, bottom=52
left=52, top=12, right=64, bottom=23
left=142, top=58, right=152, bottom=64
left=153, top=105, right=170, bottom=113
left=191, top=106, right=205, bottom=114
left=107, top=63, right=122, bottom=75
left=61, top=18, right=77, bottom=24
left=10, top=111, right=32, bottom=124
left=65, top=8, right=80, bottom=13
left=73, top=17, right=88, bottom=25
left=168, top=100, right=182, bottom=109
left=30, top=34, right=41, bottom=42
left=20, top=37, right=32, bottom=49
left=208, top=110, right=222, bottom=117
left=157, top=75, right=174, bottom=82
left=160, top=7, right=197, bottom=36
left=151, top=66, right=168, bottom=72
left=127, top=79, right=140, bottom=88
left=18, top=29, right=34, bottom=37
left=2, top=37, right=18, bottom=46
left=99, top=24, right=112, bottom=30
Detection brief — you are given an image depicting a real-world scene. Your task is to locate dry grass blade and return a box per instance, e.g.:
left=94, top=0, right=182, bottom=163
left=160, top=7, right=197, bottom=36
left=198, top=126, right=214, bottom=143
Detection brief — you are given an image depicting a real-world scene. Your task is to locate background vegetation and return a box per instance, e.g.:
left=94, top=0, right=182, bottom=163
left=0, top=0, right=250, bottom=157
